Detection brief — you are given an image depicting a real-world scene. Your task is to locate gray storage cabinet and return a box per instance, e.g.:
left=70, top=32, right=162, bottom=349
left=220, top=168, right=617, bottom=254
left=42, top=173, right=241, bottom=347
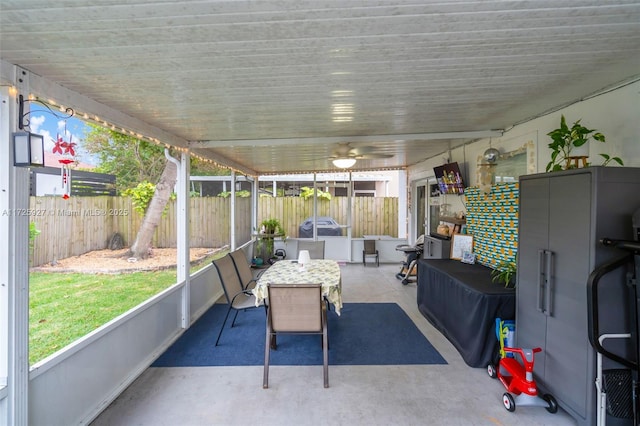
left=517, top=167, right=640, bottom=426
left=423, top=235, right=451, bottom=259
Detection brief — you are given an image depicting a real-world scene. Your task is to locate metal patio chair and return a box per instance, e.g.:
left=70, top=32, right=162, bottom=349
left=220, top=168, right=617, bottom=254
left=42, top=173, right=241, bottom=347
left=229, top=248, right=262, bottom=291
left=212, top=254, right=264, bottom=346
left=363, top=239, right=379, bottom=267
left=263, top=283, right=329, bottom=388
left=297, top=240, right=325, bottom=259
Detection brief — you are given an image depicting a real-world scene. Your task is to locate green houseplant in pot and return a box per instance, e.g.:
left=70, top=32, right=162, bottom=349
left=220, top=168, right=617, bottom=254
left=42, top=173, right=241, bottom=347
left=256, top=218, right=286, bottom=264
left=546, top=115, right=623, bottom=172
left=491, top=259, right=517, bottom=288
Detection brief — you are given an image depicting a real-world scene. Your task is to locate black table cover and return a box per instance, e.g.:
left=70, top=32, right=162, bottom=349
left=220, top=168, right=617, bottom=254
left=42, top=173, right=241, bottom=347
left=417, top=259, right=515, bottom=368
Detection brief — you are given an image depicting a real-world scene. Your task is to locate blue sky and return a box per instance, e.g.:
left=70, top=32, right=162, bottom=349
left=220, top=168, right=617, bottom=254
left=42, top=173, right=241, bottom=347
left=28, top=105, right=97, bottom=166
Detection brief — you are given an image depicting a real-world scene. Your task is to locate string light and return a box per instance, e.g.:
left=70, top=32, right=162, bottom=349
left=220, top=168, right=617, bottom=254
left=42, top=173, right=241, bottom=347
left=19, top=94, right=293, bottom=175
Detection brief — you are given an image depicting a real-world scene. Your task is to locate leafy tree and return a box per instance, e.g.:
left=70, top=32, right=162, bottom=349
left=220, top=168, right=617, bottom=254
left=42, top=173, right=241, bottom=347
left=217, top=190, right=251, bottom=198
left=83, top=124, right=230, bottom=193
left=83, top=124, right=231, bottom=259
left=129, top=161, right=178, bottom=259
left=190, top=157, right=231, bottom=177
left=122, top=182, right=177, bottom=214
left=299, top=186, right=332, bottom=201
left=83, top=124, right=167, bottom=193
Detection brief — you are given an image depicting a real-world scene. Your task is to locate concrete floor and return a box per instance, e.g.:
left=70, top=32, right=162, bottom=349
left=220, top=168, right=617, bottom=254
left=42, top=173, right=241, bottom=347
left=91, top=263, right=577, bottom=426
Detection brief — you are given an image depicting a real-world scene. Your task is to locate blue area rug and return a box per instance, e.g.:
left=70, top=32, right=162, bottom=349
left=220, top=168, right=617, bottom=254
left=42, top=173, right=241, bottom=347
left=153, top=302, right=447, bottom=366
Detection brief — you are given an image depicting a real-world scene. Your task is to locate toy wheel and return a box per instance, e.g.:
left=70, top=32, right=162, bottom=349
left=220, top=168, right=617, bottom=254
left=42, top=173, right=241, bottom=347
left=543, top=394, right=558, bottom=414
left=401, top=278, right=410, bottom=285
left=502, top=393, right=515, bottom=412
left=487, top=363, right=497, bottom=378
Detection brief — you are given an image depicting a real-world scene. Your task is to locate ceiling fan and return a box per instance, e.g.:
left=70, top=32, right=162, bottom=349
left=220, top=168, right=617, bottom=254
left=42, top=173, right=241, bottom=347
left=329, top=143, right=393, bottom=168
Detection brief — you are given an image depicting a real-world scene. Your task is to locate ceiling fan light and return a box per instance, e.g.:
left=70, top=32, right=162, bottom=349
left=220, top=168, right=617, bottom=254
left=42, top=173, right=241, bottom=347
left=332, top=158, right=356, bottom=168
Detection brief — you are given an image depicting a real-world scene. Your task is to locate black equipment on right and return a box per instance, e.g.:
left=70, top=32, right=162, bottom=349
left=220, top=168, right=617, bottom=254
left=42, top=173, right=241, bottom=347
left=395, top=235, right=424, bottom=285
left=588, top=208, right=640, bottom=426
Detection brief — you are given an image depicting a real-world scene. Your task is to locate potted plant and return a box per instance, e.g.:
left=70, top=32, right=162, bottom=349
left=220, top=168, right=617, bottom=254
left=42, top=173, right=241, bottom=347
left=491, top=260, right=517, bottom=288
left=546, top=115, right=623, bottom=172
left=256, top=218, right=286, bottom=263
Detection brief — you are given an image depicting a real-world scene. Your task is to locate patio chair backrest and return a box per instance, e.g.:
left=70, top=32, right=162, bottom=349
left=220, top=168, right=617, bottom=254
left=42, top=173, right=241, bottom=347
left=212, top=254, right=244, bottom=304
left=364, top=239, right=377, bottom=253
left=267, top=283, right=323, bottom=332
left=229, top=249, right=255, bottom=290
left=297, top=240, right=325, bottom=259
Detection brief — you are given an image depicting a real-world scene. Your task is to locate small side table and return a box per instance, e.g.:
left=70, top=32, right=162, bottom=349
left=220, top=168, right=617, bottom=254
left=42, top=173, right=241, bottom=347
left=566, top=156, right=588, bottom=168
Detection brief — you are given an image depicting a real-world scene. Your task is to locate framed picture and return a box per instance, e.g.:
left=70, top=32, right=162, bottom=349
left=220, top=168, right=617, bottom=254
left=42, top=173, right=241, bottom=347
left=461, top=251, right=476, bottom=264
left=450, top=234, right=474, bottom=260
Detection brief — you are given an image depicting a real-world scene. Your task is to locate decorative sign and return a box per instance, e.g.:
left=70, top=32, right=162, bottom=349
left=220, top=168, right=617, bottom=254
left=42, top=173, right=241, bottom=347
left=465, top=183, right=519, bottom=269
left=450, top=234, right=474, bottom=260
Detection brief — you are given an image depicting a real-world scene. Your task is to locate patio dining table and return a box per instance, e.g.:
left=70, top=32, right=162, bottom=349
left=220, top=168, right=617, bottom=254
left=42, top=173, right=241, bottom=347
left=253, top=259, right=343, bottom=315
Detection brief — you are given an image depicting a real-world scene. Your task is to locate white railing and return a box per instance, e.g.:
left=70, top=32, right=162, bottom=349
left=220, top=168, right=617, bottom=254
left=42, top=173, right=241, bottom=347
left=27, top=258, right=225, bottom=425
left=24, top=237, right=405, bottom=425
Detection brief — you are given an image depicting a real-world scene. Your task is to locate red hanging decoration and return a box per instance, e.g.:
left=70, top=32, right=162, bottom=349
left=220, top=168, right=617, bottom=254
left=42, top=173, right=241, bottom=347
left=52, top=122, right=77, bottom=199
left=59, top=158, right=74, bottom=199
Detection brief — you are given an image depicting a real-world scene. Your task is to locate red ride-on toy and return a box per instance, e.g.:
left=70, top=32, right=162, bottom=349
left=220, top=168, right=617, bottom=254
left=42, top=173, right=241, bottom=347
left=487, top=346, right=558, bottom=413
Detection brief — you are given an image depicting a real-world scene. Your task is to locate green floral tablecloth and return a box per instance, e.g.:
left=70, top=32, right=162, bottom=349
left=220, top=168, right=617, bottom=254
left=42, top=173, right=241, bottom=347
left=253, top=259, right=343, bottom=315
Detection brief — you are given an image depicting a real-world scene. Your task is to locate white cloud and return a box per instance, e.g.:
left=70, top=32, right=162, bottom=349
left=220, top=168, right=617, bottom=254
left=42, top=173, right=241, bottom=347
left=29, top=115, right=45, bottom=133
left=30, top=115, right=56, bottom=150
left=28, top=110, right=97, bottom=166
left=57, top=119, right=72, bottom=140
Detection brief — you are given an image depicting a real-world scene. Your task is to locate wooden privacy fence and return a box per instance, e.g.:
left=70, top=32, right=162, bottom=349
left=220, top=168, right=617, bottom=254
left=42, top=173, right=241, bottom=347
left=28, top=196, right=397, bottom=266
left=28, top=196, right=248, bottom=267
left=257, top=196, right=399, bottom=238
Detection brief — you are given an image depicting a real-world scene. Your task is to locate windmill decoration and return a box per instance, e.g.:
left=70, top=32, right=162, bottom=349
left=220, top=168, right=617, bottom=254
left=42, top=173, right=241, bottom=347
left=52, top=124, right=77, bottom=199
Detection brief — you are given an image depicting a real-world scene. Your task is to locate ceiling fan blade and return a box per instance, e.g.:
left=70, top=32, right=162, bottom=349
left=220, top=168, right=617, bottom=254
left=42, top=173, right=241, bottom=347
left=348, top=146, right=375, bottom=155
left=330, top=143, right=392, bottom=161
left=329, top=153, right=356, bottom=160
left=356, top=153, right=394, bottom=159
left=347, top=146, right=394, bottom=159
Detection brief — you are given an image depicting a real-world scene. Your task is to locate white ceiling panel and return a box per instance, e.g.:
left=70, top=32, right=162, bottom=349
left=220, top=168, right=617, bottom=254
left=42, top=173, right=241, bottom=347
left=1, top=0, right=639, bottom=174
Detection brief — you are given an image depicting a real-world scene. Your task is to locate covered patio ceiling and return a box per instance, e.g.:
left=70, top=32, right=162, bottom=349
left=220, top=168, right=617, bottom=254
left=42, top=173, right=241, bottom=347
left=1, top=1, right=639, bottom=175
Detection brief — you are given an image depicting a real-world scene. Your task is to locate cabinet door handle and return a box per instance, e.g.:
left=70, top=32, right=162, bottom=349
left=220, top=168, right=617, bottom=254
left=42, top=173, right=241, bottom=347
left=537, top=250, right=546, bottom=313
left=545, top=250, right=554, bottom=316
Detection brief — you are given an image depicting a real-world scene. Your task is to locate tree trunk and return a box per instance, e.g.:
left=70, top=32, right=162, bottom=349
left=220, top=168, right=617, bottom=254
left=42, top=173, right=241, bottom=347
left=128, top=160, right=178, bottom=259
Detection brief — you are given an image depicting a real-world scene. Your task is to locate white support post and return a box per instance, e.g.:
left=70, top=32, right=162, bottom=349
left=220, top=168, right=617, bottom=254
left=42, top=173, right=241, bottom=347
left=179, top=152, right=190, bottom=327
left=165, top=149, right=189, bottom=328
left=398, top=169, right=408, bottom=239
left=230, top=171, right=236, bottom=251
left=0, top=85, right=10, bottom=426
left=312, top=173, right=318, bottom=240
left=346, top=171, right=352, bottom=261
left=1, top=82, right=30, bottom=425
left=252, top=176, right=258, bottom=237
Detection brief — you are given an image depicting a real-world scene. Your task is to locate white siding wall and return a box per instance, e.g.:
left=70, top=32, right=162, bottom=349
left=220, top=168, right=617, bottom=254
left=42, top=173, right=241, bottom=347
left=409, top=81, right=640, bottom=184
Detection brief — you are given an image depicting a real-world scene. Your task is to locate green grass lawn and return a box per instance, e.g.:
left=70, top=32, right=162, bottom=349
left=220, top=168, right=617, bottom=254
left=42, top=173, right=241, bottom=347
left=29, top=251, right=227, bottom=365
